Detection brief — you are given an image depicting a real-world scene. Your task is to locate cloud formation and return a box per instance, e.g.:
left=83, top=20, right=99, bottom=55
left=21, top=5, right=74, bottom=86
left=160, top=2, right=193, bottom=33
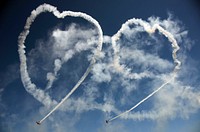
left=0, top=3, right=199, bottom=132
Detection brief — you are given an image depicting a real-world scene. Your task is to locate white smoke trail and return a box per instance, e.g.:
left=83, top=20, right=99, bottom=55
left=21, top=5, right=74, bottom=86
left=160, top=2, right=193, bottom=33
left=45, top=59, right=62, bottom=90
left=107, top=18, right=181, bottom=122
left=112, top=18, right=180, bottom=77
left=45, top=25, right=98, bottom=90
left=37, top=59, right=95, bottom=124
left=18, top=3, right=103, bottom=124
left=107, top=77, right=173, bottom=122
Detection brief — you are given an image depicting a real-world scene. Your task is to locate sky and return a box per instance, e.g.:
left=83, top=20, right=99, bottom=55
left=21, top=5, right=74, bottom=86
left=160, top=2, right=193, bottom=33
left=0, top=0, right=200, bottom=132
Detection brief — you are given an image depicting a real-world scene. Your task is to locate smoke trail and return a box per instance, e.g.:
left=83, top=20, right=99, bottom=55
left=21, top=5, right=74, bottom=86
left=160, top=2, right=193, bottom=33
left=107, top=18, right=181, bottom=122
left=37, top=59, right=95, bottom=124
left=45, top=25, right=98, bottom=90
left=107, top=78, right=173, bottom=122
left=45, top=59, right=62, bottom=90
left=112, top=18, right=180, bottom=76
left=18, top=3, right=103, bottom=123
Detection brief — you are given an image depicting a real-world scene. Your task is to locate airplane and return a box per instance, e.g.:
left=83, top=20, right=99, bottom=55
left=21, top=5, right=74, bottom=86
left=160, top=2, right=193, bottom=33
left=36, top=121, right=41, bottom=125
left=105, top=120, right=109, bottom=124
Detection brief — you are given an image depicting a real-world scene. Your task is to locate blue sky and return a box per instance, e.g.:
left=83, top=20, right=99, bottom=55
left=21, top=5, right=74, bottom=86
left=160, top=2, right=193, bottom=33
left=0, top=0, right=200, bottom=132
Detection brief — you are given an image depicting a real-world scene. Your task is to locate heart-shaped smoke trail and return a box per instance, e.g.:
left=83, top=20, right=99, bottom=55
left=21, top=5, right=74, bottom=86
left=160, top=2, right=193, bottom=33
left=18, top=3, right=103, bottom=124
left=18, top=3, right=182, bottom=125
left=106, top=18, right=181, bottom=123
